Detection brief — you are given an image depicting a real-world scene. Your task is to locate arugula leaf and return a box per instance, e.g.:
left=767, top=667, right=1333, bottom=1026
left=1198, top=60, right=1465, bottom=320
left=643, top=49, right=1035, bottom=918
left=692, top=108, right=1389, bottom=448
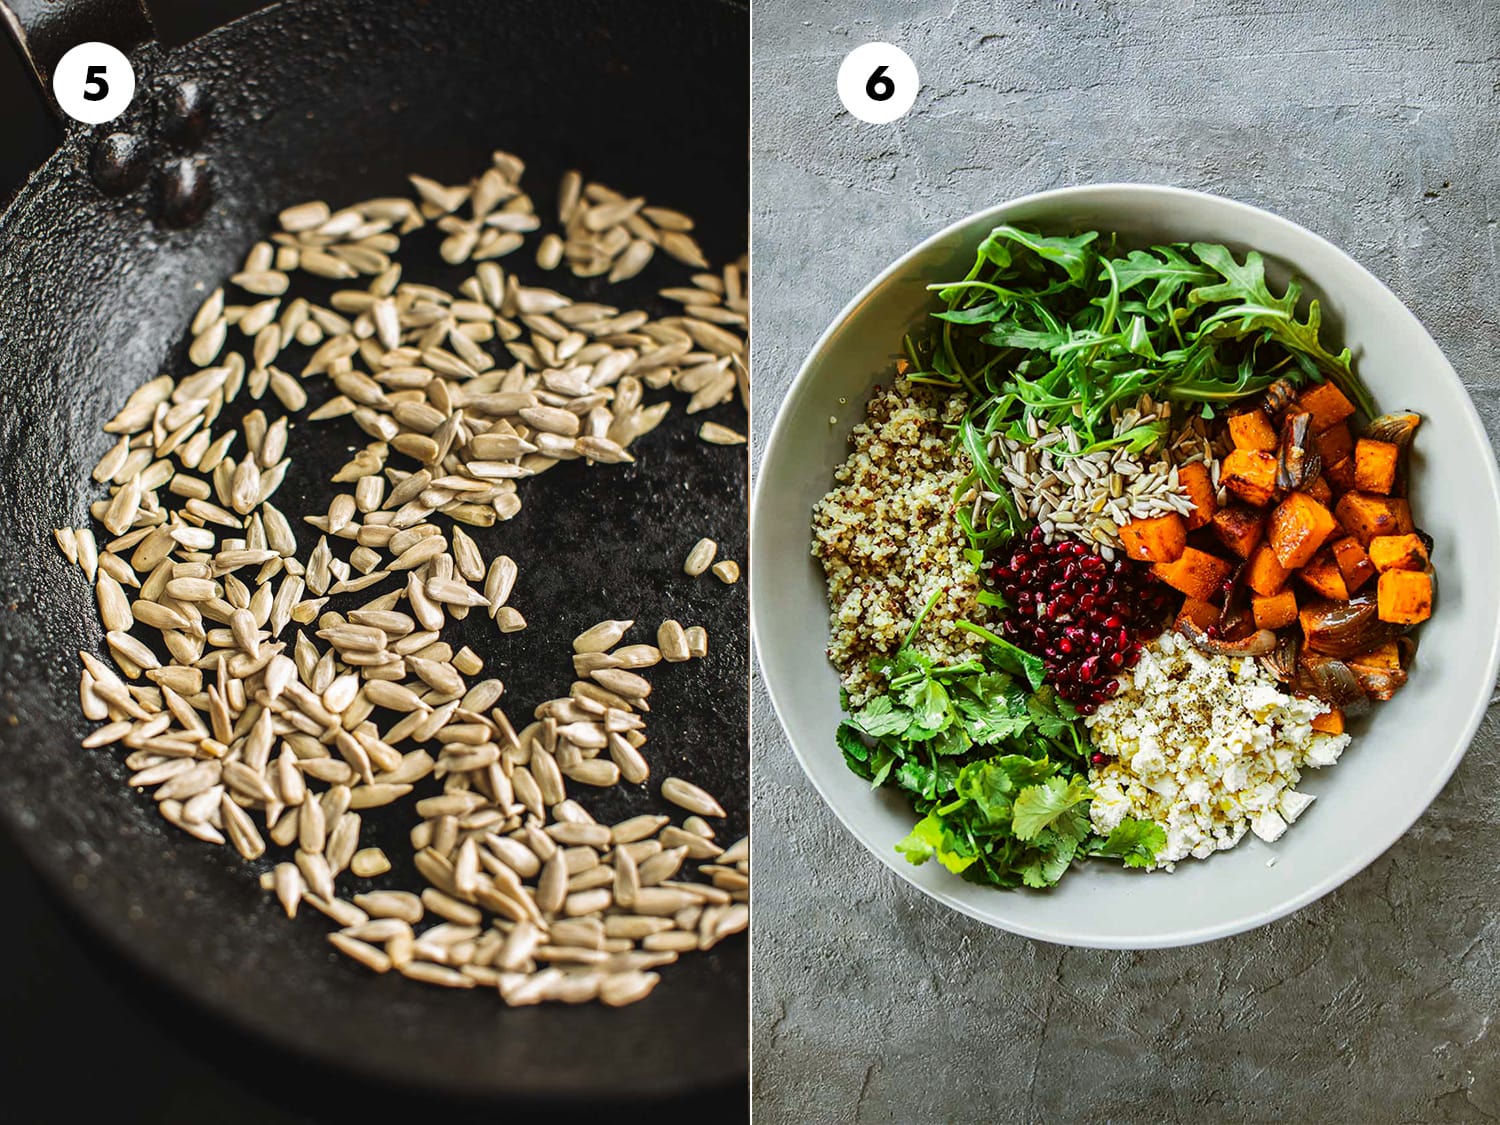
left=1188, top=243, right=1370, bottom=415
left=1011, top=775, right=1092, bottom=841
left=977, top=225, right=1099, bottom=284
left=1107, top=245, right=1216, bottom=310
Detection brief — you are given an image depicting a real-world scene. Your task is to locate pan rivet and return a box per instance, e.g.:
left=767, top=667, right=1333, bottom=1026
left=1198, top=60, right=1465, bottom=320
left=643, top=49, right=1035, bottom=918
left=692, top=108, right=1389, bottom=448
left=162, top=79, right=212, bottom=147
left=157, top=157, right=213, bottom=228
left=90, top=132, right=151, bottom=196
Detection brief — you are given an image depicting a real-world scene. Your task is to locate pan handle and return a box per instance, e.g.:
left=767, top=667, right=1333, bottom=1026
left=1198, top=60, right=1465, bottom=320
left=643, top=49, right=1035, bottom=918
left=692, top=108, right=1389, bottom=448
left=0, top=0, right=153, bottom=118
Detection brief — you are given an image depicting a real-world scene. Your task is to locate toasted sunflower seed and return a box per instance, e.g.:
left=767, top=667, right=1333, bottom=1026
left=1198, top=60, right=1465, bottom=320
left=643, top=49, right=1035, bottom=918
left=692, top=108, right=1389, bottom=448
left=683, top=538, right=717, bottom=576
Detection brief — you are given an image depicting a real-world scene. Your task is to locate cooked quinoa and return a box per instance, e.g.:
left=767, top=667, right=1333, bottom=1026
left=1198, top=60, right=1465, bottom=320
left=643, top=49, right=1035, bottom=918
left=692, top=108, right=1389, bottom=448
left=812, top=377, right=989, bottom=705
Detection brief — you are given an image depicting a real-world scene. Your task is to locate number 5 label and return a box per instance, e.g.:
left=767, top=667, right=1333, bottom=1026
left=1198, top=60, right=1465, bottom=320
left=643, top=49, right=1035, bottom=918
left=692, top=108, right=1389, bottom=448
left=53, top=42, right=136, bottom=125
left=837, top=43, right=919, bottom=124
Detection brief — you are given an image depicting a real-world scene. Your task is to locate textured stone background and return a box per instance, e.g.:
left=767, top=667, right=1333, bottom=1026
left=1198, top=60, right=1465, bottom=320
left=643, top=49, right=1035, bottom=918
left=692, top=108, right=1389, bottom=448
left=750, top=2, right=1500, bottom=1121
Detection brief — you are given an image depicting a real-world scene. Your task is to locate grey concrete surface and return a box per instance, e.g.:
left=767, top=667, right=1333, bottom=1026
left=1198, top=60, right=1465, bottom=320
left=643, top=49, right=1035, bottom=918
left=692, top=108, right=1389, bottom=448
left=749, top=2, right=1500, bottom=1121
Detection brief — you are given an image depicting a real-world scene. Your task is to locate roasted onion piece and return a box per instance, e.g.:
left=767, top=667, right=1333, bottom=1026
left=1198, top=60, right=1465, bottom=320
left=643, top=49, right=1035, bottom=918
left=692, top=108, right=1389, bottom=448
left=1296, top=654, right=1372, bottom=716
left=1175, top=617, right=1278, bottom=656
left=1276, top=410, right=1321, bottom=490
left=1262, top=377, right=1298, bottom=418
left=1219, top=560, right=1252, bottom=633
left=1263, top=632, right=1298, bottom=683
left=1365, top=412, right=1422, bottom=449
left=1299, top=591, right=1408, bottom=658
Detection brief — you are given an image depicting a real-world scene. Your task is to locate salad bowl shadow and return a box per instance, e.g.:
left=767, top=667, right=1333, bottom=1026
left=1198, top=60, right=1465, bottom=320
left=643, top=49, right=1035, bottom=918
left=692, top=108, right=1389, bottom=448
left=751, top=183, right=1500, bottom=948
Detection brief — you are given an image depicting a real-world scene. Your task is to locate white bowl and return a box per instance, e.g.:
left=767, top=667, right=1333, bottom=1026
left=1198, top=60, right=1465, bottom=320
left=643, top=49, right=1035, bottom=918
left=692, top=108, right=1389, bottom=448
left=751, top=184, right=1500, bottom=948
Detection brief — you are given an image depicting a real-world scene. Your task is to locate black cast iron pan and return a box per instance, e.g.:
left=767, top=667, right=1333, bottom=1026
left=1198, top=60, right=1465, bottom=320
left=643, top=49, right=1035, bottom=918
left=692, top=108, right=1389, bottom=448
left=0, top=0, right=748, bottom=1102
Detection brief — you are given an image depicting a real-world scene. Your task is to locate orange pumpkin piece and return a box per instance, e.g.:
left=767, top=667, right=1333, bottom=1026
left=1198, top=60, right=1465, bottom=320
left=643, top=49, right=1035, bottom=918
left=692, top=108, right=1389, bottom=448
left=1246, top=543, right=1291, bottom=597
left=1210, top=504, right=1266, bottom=559
left=1368, top=533, right=1429, bottom=573
left=1228, top=410, right=1279, bottom=452
left=1330, top=536, right=1376, bottom=591
left=1334, top=492, right=1413, bottom=546
left=1176, top=596, right=1221, bottom=631
left=1314, top=422, right=1353, bottom=467
left=1298, top=382, right=1356, bottom=432
left=1325, top=456, right=1357, bottom=492
left=1353, top=439, right=1399, bottom=495
left=1268, top=491, right=1337, bottom=570
left=1177, top=461, right=1217, bottom=530
left=1304, top=475, right=1333, bottom=505
left=1298, top=550, right=1349, bottom=600
left=1252, top=589, right=1299, bottom=630
left=1377, top=569, right=1432, bottom=624
left=1310, top=709, right=1345, bottom=735
left=1118, top=512, right=1187, bottom=563
left=1152, top=547, right=1234, bottom=601
left=1221, top=449, right=1280, bottom=507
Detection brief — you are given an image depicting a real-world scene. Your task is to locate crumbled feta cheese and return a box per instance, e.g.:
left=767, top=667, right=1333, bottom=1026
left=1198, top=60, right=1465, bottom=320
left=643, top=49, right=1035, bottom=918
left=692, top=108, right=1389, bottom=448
left=1084, top=631, right=1349, bottom=870
left=1279, top=789, right=1316, bottom=824
left=1251, top=808, right=1288, bottom=843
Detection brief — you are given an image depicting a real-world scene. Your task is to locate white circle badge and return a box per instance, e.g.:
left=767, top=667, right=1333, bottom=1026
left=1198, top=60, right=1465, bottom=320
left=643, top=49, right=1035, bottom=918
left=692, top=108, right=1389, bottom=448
left=53, top=42, right=136, bottom=125
left=837, top=42, right=919, bottom=125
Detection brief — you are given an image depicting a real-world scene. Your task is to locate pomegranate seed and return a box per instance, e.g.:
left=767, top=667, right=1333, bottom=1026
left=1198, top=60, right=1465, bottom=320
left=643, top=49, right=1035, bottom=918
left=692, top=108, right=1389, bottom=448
left=983, top=531, right=1172, bottom=708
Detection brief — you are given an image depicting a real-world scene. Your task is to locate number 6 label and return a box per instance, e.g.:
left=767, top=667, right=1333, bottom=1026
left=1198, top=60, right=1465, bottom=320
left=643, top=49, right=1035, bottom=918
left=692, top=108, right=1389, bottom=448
left=838, top=43, right=919, bottom=124
left=53, top=42, right=136, bottom=125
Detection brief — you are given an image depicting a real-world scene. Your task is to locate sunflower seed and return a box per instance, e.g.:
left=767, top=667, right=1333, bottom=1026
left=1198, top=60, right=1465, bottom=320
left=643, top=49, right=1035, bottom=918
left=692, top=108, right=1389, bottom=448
left=683, top=538, right=717, bottom=576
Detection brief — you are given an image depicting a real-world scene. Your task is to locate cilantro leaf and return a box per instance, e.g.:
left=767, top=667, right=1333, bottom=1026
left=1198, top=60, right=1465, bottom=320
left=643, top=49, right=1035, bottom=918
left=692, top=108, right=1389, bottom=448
left=1011, top=775, right=1092, bottom=841
left=836, top=721, right=871, bottom=774
left=988, top=638, right=1046, bottom=691
left=1018, top=830, right=1081, bottom=888
left=850, top=696, right=910, bottom=739
left=896, top=814, right=977, bottom=874
left=1093, top=817, right=1167, bottom=869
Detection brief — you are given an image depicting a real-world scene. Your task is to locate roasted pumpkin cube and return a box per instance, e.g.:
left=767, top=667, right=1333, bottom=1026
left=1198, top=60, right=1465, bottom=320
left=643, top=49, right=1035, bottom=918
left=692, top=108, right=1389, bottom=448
left=1210, top=504, right=1266, bottom=559
left=1314, top=422, right=1353, bottom=467
left=1298, top=381, right=1356, bottom=432
left=1310, top=708, right=1345, bottom=735
left=1334, top=492, right=1413, bottom=546
left=1304, top=475, right=1333, bottom=505
left=1268, top=491, right=1337, bottom=570
left=1228, top=410, right=1279, bottom=452
left=1377, top=569, right=1432, bottom=624
left=1298, top=550, right=1349, bottom=600
left=1246, top=543, right=1291, bottom=597
left=1368, top=533, right=1429, bottom=573
left=1177, top=461, right=1216, bottom=531
left=1176, top=596, right=1221, bottom=632
left=1325, top=456, right=1357, bottom=492
left=1119, top=512, right=1187, bottom=563
left=1152, top=547, right=1234, bottom=601
left=1221, top=449, right=1280, bottom=507
left=1330, top=536, right=1376, bottom=591
left=1353, top=438, right=1399, bottom=495
left=1252, top=589, right=1298, bottom=630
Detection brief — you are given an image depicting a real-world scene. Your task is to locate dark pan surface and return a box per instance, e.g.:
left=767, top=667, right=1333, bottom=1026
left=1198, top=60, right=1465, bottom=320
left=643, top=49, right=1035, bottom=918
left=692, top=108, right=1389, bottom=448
left=0, top=0, right=747, bottom=1100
